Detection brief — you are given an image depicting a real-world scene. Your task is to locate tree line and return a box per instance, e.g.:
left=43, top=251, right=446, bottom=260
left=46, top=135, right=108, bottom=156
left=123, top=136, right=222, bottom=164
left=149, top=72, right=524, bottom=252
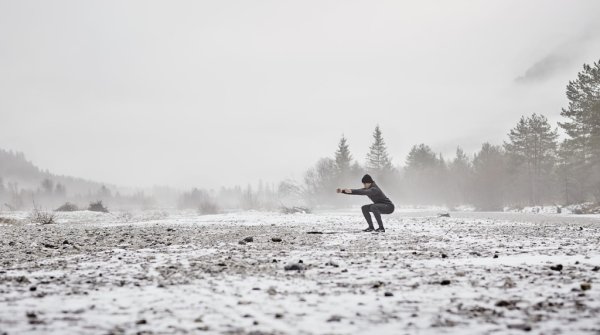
left=2, top=60, right=598, bottom=213
left=171, top=59, right=600, bottom=212
left=299, top=59, right=600, bottom=210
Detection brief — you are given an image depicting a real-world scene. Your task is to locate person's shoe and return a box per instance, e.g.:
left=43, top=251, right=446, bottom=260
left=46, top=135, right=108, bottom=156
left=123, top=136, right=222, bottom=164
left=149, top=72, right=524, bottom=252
left=363, top=227, right=375, bottom=232
left=375, top=227, right=386, bottom=233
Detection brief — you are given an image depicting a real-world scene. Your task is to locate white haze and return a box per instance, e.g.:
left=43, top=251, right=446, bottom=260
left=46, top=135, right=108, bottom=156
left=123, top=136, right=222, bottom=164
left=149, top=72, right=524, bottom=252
left=1, top=0, right=600, bottom=189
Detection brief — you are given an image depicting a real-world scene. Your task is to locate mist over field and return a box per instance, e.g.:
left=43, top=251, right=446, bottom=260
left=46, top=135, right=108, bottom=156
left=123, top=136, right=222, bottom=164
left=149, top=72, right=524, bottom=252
left=1, top=1, right=600, bottom=335
left=1, top=0, right=600, bottom=201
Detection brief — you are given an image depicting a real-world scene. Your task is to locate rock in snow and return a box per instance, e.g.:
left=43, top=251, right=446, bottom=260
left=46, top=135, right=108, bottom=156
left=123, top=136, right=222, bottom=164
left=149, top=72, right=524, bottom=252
left=284, top=263, right=305, bottom=271
left=0, top=209, right=599, bottom=335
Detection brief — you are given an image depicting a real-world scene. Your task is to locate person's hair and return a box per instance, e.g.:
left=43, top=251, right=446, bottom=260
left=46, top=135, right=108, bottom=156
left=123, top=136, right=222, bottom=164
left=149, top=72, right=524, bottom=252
left=361, top=174, right=374, bottom=183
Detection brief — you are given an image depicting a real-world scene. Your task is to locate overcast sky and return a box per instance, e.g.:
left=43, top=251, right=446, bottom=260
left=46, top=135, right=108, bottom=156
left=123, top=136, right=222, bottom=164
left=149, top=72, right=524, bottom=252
left=1, top=0, right=600, bottom=189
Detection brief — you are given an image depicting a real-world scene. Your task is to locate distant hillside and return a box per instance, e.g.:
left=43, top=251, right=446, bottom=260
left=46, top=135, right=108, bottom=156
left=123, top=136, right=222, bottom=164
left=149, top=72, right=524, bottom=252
left=0, top=148, right=115, bottom=196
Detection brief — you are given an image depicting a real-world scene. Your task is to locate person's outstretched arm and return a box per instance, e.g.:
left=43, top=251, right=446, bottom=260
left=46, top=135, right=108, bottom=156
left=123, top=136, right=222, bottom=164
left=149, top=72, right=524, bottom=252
left=337, top=188, right=375, bottom=196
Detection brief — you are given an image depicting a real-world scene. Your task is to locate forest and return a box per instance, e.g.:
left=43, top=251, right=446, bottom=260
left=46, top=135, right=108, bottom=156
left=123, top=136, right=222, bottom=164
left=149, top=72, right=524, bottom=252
left=1, top=60, right=599, bottom=213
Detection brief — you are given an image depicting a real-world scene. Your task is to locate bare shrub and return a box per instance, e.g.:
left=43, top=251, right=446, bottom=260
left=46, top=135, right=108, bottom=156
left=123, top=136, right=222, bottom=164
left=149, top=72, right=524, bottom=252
left=117, top=211, right=133, bottom=222
left=583, top=204, right=600, bottom=214
left=55, top=202, right=79, bottom=212
left=568, top=202, right=600, bottom=214
left=198, top=198, right=220, bottom=215
left=142, top=210, right=169, bottom=221
left=88, top=201, right=109, bottom=213
left=29, top=207, right=56, bottom=225
left=0, top=217, right=18, bottom=224
left=280, top=205, right=311, bottom=214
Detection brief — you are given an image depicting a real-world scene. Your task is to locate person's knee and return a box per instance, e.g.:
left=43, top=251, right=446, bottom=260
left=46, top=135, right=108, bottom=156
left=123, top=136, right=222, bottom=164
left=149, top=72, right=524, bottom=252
left=361, top=204, right=371, bottom=212
left=369, top=204, right=380, bottom=213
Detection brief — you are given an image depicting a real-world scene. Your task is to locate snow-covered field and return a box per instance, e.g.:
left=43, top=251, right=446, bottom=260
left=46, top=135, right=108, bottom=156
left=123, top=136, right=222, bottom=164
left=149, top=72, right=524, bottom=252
left=1, top=209, right=599, bottom=334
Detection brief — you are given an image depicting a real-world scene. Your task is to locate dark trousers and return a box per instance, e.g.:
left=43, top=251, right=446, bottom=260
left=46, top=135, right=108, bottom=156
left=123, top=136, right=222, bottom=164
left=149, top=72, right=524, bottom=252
left=361, top=203, right=394, bottom=229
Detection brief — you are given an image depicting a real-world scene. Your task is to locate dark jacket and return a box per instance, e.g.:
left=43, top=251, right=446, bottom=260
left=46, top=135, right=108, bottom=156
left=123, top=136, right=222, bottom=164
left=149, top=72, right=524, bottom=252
left=343, top=182, right=394, bottom=205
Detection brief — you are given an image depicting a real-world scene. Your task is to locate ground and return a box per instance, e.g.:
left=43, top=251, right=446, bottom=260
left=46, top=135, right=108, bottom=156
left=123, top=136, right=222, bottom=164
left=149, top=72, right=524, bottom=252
left=0, top=209, right=599, bottom=335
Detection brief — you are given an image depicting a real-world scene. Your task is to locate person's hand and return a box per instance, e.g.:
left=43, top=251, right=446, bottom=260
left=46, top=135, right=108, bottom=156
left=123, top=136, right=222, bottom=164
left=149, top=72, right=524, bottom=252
left=336, top=188, right=342, bottom=193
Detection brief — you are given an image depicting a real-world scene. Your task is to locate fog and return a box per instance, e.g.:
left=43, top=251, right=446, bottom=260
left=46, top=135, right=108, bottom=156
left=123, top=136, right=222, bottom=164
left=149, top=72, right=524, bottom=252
left=1, top=0, right=600, bottom=193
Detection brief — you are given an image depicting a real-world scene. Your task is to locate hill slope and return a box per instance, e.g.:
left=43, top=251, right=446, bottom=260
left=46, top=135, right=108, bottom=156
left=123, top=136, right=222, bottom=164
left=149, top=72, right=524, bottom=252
left=0, top=148, right=114, bottom=196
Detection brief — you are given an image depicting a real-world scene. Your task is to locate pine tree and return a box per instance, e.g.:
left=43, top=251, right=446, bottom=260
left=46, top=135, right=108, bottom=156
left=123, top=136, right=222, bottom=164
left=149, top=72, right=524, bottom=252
left=55, top=183, right=67, bottom=197
left=241, top=184, right=258, bottom=210
left=449, top=147, right=472, bottom=206
left=452, top=147, right=470, bottom=168
left=366, top=125, right=393, bottom=176
left=403, top=144, right=446, bottom=204
left=41, top=178, right=54, bottom=195
left=350, top=161, right=364, bottom=184
left=472, top=143, right=506, bottom=210
left=98, top=185, right=112, bottom=199
left=504, top=114, right=558, bottom=205
left=334, top=135, right=353, bottom=175
left=557, top=139, right=586, bottom=204
left=559, top=59, right=600, bottom=202
left=405, top=144, right=438, bottom=170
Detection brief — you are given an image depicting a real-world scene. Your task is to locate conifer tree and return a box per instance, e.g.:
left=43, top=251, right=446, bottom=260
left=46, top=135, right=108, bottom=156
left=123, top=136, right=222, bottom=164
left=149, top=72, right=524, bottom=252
left=405, top=144, right=438, bottom=171
left=448, top=147, right=472, bottom=206
left=403, top=144, right=447, bottom=204
left=366, top=125, right=393, bottom=176
left=559, top=59, right=600, bottom=202
left=504, top=114, right=558, bottom=205
left=472, top=143, right=506, bottom=210
left=334, top=135, right=353, bottom=175
left=556, top=139, right=586, bottom=204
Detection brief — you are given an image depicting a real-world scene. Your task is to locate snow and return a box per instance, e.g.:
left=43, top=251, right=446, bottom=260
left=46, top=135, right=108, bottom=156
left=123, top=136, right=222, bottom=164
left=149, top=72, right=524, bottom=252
left=1, top=209, right=599, bottom=334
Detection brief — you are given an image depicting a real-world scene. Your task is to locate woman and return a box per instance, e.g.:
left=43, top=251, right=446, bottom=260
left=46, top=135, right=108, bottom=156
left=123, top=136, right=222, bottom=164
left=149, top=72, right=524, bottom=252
left=337, top=174, right=395, bottom=232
